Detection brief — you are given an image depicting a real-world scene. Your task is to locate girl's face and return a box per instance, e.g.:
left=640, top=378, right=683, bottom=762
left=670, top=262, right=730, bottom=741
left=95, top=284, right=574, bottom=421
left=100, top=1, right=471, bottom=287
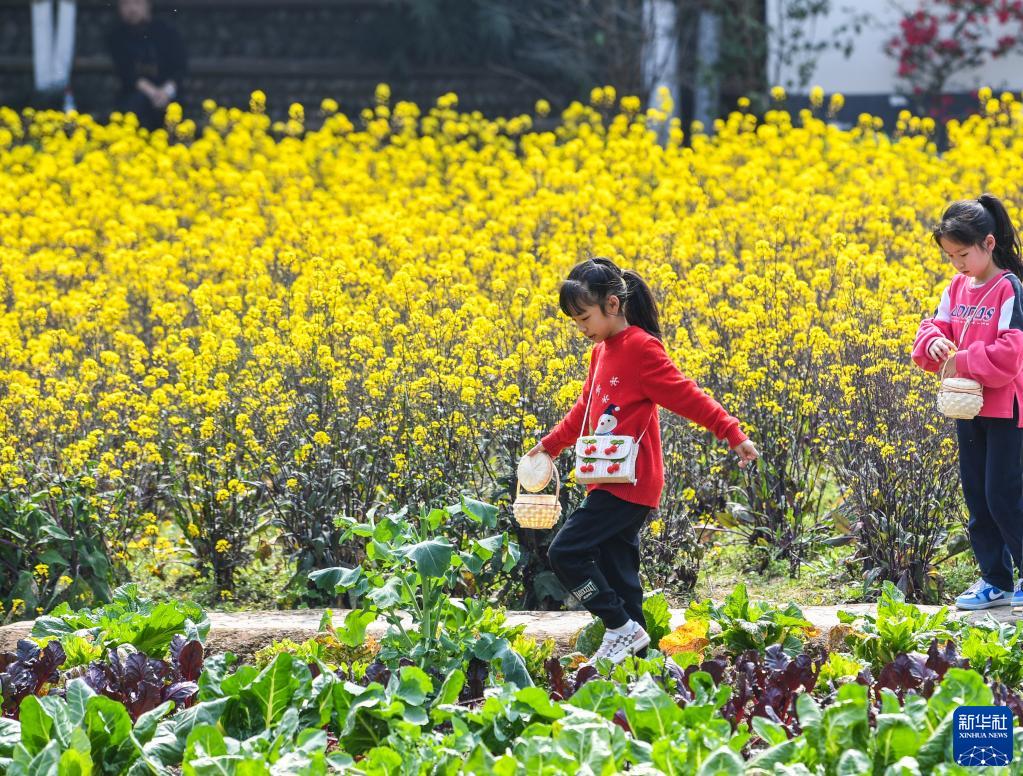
left=940, top=234, right=996, bottom=280
left=570, top=296, right=625, bottom=342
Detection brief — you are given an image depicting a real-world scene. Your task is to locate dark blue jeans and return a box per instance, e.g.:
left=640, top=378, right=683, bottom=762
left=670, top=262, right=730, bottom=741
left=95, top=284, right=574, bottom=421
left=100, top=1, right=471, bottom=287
left=957, top=401, right=1023, bottom=592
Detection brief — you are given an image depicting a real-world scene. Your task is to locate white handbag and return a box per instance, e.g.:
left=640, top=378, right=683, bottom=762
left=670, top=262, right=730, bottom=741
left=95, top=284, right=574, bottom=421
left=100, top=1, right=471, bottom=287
left=936, top=272, right=1009, bottom=420
left=573, top=352, right=646, bottom=485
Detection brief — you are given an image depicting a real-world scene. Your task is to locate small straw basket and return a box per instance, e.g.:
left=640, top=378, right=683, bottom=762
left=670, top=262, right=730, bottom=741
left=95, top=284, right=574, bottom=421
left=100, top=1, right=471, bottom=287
left=937, top=358, right=984, bottom=419
left=512, top=469, right=562, bottom=529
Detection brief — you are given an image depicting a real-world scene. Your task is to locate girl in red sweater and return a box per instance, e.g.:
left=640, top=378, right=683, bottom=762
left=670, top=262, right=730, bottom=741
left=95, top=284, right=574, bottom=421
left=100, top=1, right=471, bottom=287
left=526, top=257, right=759, bottom=665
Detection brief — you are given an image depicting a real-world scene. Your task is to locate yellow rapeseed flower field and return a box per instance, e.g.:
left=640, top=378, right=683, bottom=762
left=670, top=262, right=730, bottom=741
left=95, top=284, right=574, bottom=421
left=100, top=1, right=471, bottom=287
left=1, top=86, right=1018, bottom=598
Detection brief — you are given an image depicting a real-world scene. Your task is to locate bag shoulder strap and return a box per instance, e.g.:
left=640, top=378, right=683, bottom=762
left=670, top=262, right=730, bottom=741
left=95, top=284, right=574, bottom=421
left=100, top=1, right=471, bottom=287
left=579, top=347, right=601, bottom=438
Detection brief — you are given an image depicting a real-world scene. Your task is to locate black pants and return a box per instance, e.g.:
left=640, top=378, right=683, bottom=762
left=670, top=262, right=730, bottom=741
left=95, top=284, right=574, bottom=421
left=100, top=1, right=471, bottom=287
left=957, top=400, right=1023, bottom=592
left=115, top=90, right=166, bottom=132
left=547, top=489, right=651, bottom=630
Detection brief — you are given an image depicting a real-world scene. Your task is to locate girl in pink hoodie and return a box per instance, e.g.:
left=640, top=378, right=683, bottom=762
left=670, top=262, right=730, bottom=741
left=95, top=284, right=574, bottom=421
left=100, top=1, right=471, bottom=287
left=913, top=194, right=1023, bottom=611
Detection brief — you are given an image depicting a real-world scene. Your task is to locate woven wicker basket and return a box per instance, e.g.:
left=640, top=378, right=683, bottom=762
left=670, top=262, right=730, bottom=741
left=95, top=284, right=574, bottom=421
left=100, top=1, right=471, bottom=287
left=513, top=468, right=562, bottom=529
left=937, top=358, right=984, bottom=420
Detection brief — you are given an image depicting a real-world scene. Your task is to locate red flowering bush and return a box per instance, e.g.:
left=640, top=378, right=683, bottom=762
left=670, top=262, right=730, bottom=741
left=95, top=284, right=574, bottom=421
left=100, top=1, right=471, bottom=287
left=886, top=0, right=1023, bottom=106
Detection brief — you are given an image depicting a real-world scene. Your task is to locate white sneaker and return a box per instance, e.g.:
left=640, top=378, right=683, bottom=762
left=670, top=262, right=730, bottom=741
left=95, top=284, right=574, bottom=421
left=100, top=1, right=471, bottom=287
left=584, top=621, right=651, bottom=667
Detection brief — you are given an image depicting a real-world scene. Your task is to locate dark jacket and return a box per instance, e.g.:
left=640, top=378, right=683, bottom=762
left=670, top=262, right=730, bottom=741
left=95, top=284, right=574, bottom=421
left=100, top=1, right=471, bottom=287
left=107, top=18, right=187, bottom=94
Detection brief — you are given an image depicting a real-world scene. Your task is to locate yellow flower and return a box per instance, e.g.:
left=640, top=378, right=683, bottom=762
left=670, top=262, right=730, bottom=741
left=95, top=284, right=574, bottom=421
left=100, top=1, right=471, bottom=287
left=312, top=431, right=330, bottom=446
left=186, top=523, right=200, bottom=538
left=165, top=102, right=182, bottom=125
left=34, top=563, right=49, bottom=578
left=649, top=519, right=664, bottom=538
left=770, top=85, right=786, bottom=101
left=199, top=418, right=216, bottom=441
left=215, top=539, right=230, bottom=553
left=620, top=95, right=641, bottom=113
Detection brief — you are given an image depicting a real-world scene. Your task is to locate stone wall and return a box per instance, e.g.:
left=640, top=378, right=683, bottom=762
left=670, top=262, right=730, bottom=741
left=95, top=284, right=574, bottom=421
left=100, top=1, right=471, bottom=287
left=0, top=0, right=558, bottom=120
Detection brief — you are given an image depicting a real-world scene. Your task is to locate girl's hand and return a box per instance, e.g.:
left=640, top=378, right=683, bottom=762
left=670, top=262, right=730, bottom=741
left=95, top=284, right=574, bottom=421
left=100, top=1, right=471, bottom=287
left=151, top=86, right=172, bottom=109
left=525, top=442, right=545, bottom=456
left=927, top=337, right=956, bottom=362
left=732, top=439, right=759, bottom=469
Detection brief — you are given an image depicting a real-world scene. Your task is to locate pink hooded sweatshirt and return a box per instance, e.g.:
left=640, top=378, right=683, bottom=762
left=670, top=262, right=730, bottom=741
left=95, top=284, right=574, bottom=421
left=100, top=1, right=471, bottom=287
left=913, top=271, right=1023, bottom=426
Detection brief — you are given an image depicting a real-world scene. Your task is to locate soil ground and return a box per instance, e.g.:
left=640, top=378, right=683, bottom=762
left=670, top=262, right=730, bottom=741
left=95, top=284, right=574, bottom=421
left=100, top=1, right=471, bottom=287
left=2, top=604, right=1015, bottom=663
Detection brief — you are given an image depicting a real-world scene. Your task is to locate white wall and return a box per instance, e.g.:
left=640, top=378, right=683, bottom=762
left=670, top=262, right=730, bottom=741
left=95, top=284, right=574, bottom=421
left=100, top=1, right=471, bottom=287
left=766, top=0, right=1023, bottom=95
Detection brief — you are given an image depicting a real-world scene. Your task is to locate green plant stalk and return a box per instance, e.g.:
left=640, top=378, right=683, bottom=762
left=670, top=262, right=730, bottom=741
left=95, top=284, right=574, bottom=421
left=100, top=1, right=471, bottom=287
left=421, top=574, right=433, bottom=659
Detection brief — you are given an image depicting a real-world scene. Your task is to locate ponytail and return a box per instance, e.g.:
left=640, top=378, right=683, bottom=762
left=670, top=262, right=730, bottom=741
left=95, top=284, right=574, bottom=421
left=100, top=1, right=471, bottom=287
left=933, top=193, right=1023, bottom=280
left=558, top=257, right=663, bottom=340
left=978, top=193, right=1023, bottom=278
left=622, top=269, right=662, bottom=340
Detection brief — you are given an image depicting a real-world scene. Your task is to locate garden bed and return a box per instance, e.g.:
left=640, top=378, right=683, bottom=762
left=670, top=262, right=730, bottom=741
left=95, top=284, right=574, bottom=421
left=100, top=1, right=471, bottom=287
left=3, top=602, right=1014, bottom=662
left=5, top=582, right=1023, bottom=773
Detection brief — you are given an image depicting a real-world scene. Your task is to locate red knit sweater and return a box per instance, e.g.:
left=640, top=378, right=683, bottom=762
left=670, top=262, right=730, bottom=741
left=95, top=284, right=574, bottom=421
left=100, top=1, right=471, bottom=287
left=541, top=325, right=748, bottom=508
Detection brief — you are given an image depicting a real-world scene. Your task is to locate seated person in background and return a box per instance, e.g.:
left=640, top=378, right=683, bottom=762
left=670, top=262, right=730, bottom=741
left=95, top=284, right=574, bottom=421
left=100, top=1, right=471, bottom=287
left=107, top=0, right=186, bottom=130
